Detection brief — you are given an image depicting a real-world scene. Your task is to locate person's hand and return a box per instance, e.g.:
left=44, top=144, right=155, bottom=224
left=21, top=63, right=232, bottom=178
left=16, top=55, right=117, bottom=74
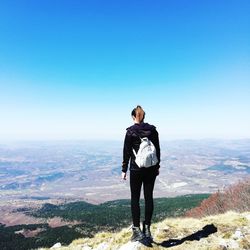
left=121, top=172, right=127, bottom=180
left=157, top=168, right=160, bottom=176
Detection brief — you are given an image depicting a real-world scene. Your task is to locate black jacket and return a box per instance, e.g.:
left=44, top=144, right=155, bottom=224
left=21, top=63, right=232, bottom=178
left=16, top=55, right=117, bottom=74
left=122, top=122, right=161, bottom=173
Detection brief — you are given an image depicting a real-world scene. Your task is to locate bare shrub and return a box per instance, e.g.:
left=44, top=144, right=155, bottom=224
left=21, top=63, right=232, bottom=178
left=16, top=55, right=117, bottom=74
left=186, top=177, right=250, bottom=218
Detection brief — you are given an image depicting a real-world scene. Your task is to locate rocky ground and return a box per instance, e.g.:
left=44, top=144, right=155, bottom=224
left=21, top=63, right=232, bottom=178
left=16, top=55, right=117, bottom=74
left=37, top=211, right=250, bottom=250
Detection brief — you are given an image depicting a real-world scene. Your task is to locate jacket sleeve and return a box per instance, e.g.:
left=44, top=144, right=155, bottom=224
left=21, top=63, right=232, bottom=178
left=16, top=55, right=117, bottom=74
left=122, top=130, right=132, bottom=173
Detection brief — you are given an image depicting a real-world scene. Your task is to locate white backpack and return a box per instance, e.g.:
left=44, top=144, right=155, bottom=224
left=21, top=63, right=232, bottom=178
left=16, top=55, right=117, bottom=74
left=133, top=137, right=158, bottom=168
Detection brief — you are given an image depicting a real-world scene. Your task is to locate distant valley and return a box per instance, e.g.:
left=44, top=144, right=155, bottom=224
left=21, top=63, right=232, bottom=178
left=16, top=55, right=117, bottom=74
left=0, top=139, right=250, bottom=226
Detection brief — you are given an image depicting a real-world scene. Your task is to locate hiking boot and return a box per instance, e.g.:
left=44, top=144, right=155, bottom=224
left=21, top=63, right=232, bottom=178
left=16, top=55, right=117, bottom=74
left=143, top=221, right=153, bottom=243
left=131, top=226, right=145, bottom=242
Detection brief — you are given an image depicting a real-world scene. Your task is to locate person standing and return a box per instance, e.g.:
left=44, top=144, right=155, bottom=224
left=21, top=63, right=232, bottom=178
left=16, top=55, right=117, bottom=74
left=122, top=105, right=160, bottom=243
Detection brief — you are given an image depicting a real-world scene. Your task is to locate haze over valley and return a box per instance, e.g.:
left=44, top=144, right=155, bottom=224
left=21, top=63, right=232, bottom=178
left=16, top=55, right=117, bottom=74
left=0, top=139, right=249, bottom=227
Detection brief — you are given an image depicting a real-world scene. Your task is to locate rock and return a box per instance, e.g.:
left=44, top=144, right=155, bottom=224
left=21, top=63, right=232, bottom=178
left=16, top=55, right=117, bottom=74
left=232, top=229, right=244, bottom=239
left=245, top=214, right=250, bottom=221
left=219, top=239, right=239, bottom=249
left=95, top=242, right=109, bottom=250
left=219, top=246, right=227, bottom=250
left=229, top=239, right=240, bottom=249
left=82, top=246, right=92, bottom=250
left=118, top=241, right=141, bottom=250
left=50, top=242, right=61, bottom=248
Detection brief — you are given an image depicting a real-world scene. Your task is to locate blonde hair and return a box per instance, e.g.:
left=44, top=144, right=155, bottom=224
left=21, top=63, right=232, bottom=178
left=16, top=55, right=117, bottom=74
left=131, top=105, right=145, bottom=123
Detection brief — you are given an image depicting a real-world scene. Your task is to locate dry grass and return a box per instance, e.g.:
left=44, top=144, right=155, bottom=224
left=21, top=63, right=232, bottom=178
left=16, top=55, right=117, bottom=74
left=37, top=211, right=250, bottom=250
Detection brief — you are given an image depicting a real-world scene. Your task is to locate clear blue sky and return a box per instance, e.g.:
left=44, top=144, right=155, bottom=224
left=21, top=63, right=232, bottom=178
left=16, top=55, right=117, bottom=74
left=0, top=0, right=249, bottom=140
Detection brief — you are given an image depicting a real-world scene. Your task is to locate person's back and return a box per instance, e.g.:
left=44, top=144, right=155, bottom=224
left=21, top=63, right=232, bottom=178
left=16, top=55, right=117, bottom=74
left=122, top=105, right=161, bottom=245
left=123, top=122, right=160, bottom=171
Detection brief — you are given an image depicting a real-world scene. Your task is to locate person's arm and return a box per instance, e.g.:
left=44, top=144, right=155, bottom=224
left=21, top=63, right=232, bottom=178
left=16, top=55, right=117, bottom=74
left=122, top=130, right=132, bottom=174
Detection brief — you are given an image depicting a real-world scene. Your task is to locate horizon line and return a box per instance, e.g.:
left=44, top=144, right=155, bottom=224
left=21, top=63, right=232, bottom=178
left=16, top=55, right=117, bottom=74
left=1, top=137, right=250, bottom=143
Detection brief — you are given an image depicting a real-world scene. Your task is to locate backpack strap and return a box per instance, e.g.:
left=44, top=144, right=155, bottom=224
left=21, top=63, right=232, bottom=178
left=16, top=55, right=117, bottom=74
left=133, top=148, right=137, bottom=157
left=131, top=130, right=142, bottom=157
left=131, top=129, right=142, bottom=139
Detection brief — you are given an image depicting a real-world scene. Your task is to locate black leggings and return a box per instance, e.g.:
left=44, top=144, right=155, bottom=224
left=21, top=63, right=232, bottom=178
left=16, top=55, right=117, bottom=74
left=130, top=168, right=157, bottom=227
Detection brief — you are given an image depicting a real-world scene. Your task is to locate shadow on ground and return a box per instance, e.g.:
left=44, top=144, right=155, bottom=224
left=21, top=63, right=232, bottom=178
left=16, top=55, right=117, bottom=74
left=154, top=224, right=217, bottom=248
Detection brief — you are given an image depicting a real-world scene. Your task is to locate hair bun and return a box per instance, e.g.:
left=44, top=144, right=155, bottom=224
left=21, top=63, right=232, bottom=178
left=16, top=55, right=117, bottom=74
left=131, top=105, right=145, bottom=122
